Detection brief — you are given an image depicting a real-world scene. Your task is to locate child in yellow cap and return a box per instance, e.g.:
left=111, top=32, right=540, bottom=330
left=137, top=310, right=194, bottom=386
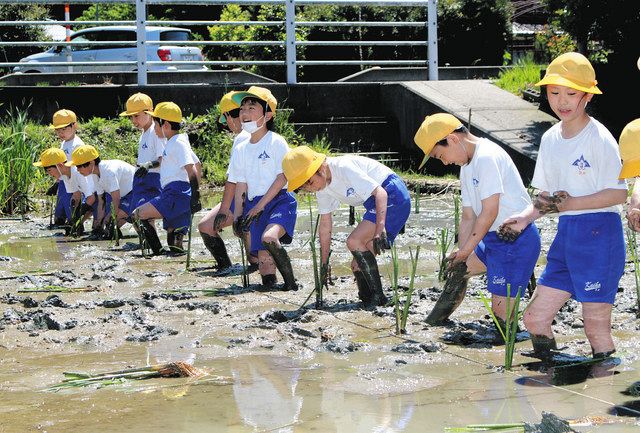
left=414, top=113, right=541, bottom=328
left=197, top=91, right=257, bottom=274
left=132, top=102, right=201, bottom=255
left=33, top=147, right=96, bottom=236
left=49, top=109, right=88, bottom=226
left=227, top=87, right=298, bottom=291
left=499, top=52, right=627, bottom=360
left=618, top=119, right=640, bottom=230
left=68, top=145, right=136, bottom=240
left=282, top=146, right=411, bottom=307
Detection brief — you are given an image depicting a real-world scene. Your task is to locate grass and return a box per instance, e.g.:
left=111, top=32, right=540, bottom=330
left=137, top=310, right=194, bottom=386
left=494, top=55, right=543, bottom=97
left=626, top=227, right=640, bottom=317
left=479, top=284, right=522, bottom=370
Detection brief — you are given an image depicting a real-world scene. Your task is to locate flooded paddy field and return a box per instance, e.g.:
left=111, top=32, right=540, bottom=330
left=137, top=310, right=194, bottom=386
left=1, top=191, right=639, bottom=432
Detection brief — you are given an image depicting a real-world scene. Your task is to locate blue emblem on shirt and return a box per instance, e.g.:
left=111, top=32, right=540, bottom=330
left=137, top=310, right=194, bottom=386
left=258, top=151, right=270, bottom=161
left=572, top=154, right=591, bottom=175
left=473, top=178, right=479, bottom=187
left=162, top=149, right=167, bottom=157
left=141, top=142, right=148, bottom=149
left=346, top=187, right=355, bottom=197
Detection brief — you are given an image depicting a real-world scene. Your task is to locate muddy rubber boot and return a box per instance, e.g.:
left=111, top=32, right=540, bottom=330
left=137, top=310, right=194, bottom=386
left=201, top=232, right=232, bottom=269
left=522, top=334, right=558, bottom=361
left=262, top=241, right=298, bottom=291
left=351, top=250, right=387, bottom=308
left=141, top=220, right=163, bottom=256
left=592, top=349, right=616, bottom=359
left=353, top=270, right=372, bottom=305
left=260, top=274, right=277, bottom=291
left=166, top=232, right=186, bottom=256
left=425, top=262, right=469, bottom=326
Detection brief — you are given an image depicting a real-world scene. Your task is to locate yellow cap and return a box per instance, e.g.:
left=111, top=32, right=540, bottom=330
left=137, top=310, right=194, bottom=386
left=49, top=109, right=77, bottom=129
left=150, top=101, right=182, bottom=123
left=414, top=113, right=463, bottom=169
left=120, top=93, right=153, bottom=116
left=232, top=86, right=277, bottom=117
left=282, top=146, right=327, bottom=192
left=33, top=148, right=66, bottom=167
left=218, top=91, right=241, bottom=124
left=66, top=144, right=99, bottom=167
left=535, top=52, right=602, bottom=94
left=618, top=118, right=640, bottom=179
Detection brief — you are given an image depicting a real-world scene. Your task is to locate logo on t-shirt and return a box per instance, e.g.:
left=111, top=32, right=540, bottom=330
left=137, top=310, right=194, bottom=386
left=141, top=141, right=148, bottom=149
left=346, top=187, right=355, bottom=197
left=258, top=151, right=270, bottom=161
left=473, top=178, right=479, bottom=187
left=572, top=154, right=591, bottom=175
left=162, top=149, right=167, bottom=157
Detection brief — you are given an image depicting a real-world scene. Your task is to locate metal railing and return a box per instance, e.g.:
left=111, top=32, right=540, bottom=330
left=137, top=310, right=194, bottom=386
left=0, top=0, right=438, bottom=84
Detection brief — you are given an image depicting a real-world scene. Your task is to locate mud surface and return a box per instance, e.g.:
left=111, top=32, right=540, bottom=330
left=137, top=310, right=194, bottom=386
left=1, top=192, right=639, bottom=432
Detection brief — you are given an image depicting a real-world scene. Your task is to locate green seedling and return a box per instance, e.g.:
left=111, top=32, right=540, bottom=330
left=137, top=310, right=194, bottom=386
left=626, top=227, right=640, bottom=317
left=414, top=184, right=421, bottom=214
left=238, top=237, right=249, bottom=288
left=480, top=283, right=522, bottom=370
left=436, top=227, right=454, bottom=282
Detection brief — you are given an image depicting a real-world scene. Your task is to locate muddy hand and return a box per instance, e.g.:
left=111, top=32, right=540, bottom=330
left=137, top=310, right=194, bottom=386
left=533, top=192, right=560, bottom=214
left=552, top=190, right=570, bottom=212
left=497, top=220, right=522, bottom=242
left=233, top=217, right=245, bottom=238
left=372, top=231, right=390, bottom=255
left=213, top=211, right=227, bottom=232
left=627, top=208, right=640, bottom=232
left=242, top=211, right=262, bottom=232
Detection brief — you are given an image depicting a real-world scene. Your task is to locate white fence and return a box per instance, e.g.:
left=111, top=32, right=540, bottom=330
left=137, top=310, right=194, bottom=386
left=0, top=0, right=438, bottom=84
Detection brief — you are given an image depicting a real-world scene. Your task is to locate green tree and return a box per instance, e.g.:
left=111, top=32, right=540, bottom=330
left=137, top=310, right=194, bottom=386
left=0, top=5, right=50, bottom=69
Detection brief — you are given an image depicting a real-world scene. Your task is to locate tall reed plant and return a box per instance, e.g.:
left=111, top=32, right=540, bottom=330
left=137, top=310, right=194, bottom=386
left=436, top=227, right=454, bottom=282
left=626, top=227, right=640, bottom=317
left=0, top=106, right=43, bottom=215
left=479, top=284, right=522, bottom=370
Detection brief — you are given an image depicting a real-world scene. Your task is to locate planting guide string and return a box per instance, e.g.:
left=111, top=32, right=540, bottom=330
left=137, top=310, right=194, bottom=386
left=254, top=290, right=640, bottom=418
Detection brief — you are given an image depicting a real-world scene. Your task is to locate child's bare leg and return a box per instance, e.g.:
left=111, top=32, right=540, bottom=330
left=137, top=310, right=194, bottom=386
left=582, top=302, right=615, bottom=356
left=523, top=285, right=571, bottom=358
left=197, top=203, right=232, bottom=236
left=258, top=250, right=277, bottom=285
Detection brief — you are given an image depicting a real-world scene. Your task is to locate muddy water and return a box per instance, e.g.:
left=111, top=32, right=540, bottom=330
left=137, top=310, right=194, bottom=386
left=1, top=192, right=639, bottom=432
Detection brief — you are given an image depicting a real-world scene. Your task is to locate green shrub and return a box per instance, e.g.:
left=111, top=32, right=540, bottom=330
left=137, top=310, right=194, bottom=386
left=494, top=55, right=544, bottom=96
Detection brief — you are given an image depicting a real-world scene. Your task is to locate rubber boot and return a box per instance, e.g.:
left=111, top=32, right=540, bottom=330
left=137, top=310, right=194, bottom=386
left=523, top=334, right=558, bottom=361
left=141, top=220, right=163, bottom=256
left=593, top=349, right=616, bottom=359
left=260, top=274, right=277, bottom=291
left=167, top=232, right=186, bottom=255
left=353, top=270, right=371, bottom=305
left=201, top=232, right=232, bottom=269
left=262, top=241, right=298, bottom=291
left=351, top=250, right=387, bottom=308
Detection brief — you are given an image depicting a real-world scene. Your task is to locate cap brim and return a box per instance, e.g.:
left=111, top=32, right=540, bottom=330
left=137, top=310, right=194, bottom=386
left=418, top=154, right=430, bottom=170
left=286, top=154, right=326, bottom=192
left=64, top=160, right=76, bottom=167
left=119, top=109, right=145, bottom=117
left=619, top=159, right=640, bottom=179
left=218, top=113, right=227, bottom=124
left=32, top=161, right=43, bottom=167
left=535, top=75, right=602, bottom=95
left=231, top=91, right=257, bottom=106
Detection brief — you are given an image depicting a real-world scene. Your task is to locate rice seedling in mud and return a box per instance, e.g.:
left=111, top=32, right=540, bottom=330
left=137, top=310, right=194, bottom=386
left=453, top=189, right=461, bottom=242
left=298, top=195, right=331, bottom=309
left=238, top=237, right=249, bottom=288
left=390, top=245, right=421, bottom=335
left=109, top=202, right=119, bottom=247
left=436, top=227, right=454, bottom=282
left=479, top=284, right=522, bottom=370
left=625, top=227, right=640, bottom=317
left=0, top=106, right=44, bottom=215
left=46, top=361, right=207, bottom=392
left=414, top=184, right=421, bottom=214
left=18, top=285, right=98, bottom=293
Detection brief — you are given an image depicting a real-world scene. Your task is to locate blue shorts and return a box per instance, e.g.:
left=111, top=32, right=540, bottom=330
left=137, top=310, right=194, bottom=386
left=475, top=223, right=541, bottom=297
left=538, top=212, right=625, bottom=304
left=104, top=191, right=133, bottom=217
left=362, top=174, right=411, bottom=244
left=148, top=181, right=191, bottom=235
left=55, top=180, right=72, bottom=220
left=132, top=172, right=161, bottom=209
left=245, top=189, right=297, bottom=255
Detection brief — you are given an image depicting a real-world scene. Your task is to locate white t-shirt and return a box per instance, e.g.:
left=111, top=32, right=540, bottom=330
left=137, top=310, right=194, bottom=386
left=227, top=131, right=290, bottom=200
left=93, top=160, right=135, bottom=197
left=160, top=133, right=195, bottom=188
left=62, top=166, right=95, bottom=197
left=60, top=135, right=84, bottom=161
left=226, top=130, right=251, bottom=177
left=531, top=117, right=627, bottom=216
left=137, top=122, right=165, bottom=174
left=460, top=138, right=532, bottom=232
left=316, top=155, right=394, bottom=215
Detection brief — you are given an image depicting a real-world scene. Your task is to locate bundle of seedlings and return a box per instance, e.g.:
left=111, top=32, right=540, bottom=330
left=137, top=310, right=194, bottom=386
left=390, top=245, right=420, bottom=334
left=480, top=284, right=522, bottom=370
left=46, top=361, right=206, bottom=391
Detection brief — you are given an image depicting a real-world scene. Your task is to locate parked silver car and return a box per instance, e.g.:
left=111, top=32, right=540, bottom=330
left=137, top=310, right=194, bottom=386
left=13, top=26, right=206, bottom=73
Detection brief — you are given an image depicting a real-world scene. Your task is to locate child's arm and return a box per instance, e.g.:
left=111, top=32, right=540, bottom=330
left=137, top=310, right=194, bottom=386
left=232, top=182, right=248, bottom=237
left=554, top=188, right=627, bottom=213
left=370, top=186, right=388, bottom=241
left=214, top=181, right=237, bottom=231
left=319, top=213, right=332, bottom=265
left=245, top=174, right=287, bottom=219
left=451, top=194, right=499, bottom=263
left=627, top=178, right=640, bottom=231
left=184, top=163, right=201, bottom=213
left=108, top=190, right=122, bottom=222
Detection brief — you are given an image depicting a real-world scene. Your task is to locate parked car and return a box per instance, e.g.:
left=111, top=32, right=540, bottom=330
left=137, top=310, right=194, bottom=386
left=13, top=26, right=206, bottom=73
